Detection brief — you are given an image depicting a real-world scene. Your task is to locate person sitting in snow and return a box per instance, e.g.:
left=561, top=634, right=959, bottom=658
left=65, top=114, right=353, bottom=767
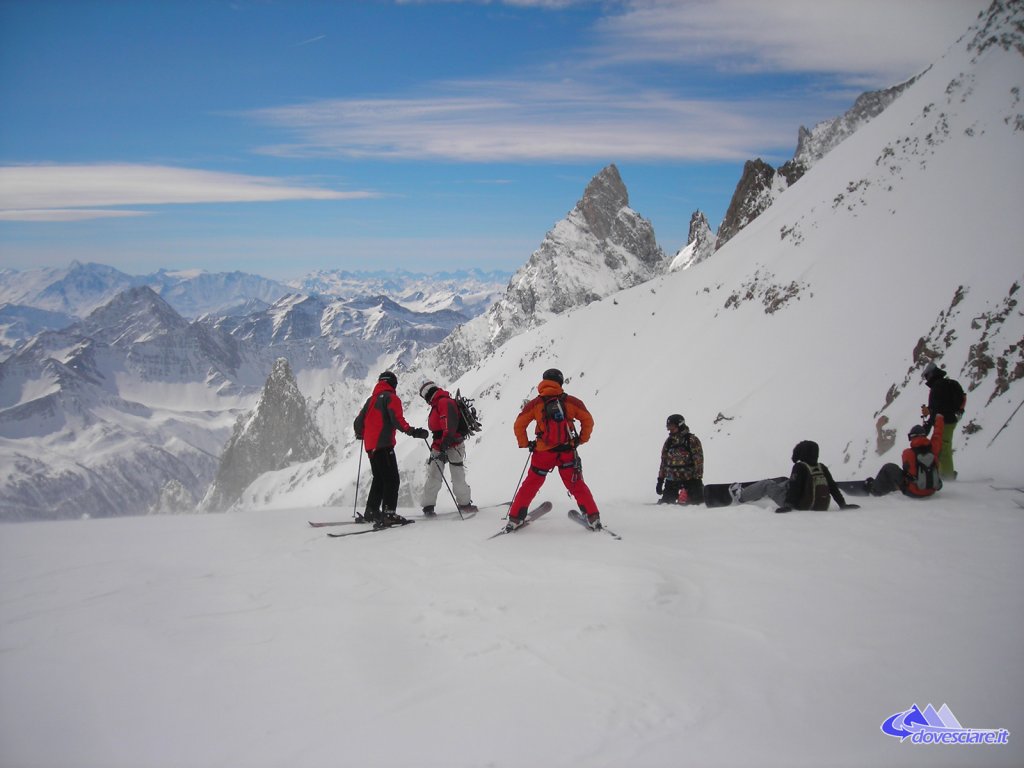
left=864, top=414, right=945, bottom=498
left=732, top=440, right=859, bottom=513
left=353, top=371, right=429, bottom=528
left=656, top=414, right=704, bottom=504
left=417, top=380, right=477, bottom=516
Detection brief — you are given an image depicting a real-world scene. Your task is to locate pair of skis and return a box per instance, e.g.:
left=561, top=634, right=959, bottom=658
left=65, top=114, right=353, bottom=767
left=309, top=509, right=469, bottom=528
left=312, top=507, right=482, bottom=538
left=488, top=502, right=621, bottom=540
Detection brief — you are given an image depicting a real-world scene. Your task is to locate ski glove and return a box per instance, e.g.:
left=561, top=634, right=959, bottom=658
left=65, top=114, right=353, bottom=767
left=429, top=449, right=444, bottom=462
left=656, top=478, right=664, bottom=495
left=409, top=427, right=429, bottom=439
left=526, top=440, right=536, bottom=452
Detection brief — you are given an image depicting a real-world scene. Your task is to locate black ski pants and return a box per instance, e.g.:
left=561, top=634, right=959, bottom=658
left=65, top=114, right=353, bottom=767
left=366, top=447, right=401, bottom=514
left=870, top=463, right=905, bottom=496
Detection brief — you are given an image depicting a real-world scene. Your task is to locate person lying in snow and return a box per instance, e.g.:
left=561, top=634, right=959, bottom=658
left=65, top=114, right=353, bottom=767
left=731, top=440, right=859, bottom=513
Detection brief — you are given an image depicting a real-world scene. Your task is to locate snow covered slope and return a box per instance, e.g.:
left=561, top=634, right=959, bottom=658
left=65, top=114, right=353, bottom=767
left=1, top=488, right=1020, bottom=767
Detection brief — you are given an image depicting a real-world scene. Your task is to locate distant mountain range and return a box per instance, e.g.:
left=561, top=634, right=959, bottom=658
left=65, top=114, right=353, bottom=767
left=0, top=264, right=509, bottom=358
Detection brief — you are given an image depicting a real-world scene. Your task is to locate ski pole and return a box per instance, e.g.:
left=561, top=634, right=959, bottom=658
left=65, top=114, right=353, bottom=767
left=506, top=450, right=531, bottom=520
left=352, top=448, right=364, bottom=521
left=423, top=437, right=464, bottom=519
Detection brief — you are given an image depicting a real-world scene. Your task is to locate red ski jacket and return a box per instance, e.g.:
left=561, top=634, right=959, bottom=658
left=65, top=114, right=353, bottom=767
left=353, top=380, right=413, bottom=452
left=901, top=414, right=945, bottom=497
left=427, top=387, right=463, bottom=450
left=514, top=380, right=594, bottom=452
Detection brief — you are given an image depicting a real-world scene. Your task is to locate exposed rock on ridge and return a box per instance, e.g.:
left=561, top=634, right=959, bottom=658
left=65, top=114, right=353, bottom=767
left=715, top=78, right=918, bottom=249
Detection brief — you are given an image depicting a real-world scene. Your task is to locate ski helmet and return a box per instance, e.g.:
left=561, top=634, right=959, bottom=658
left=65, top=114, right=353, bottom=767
left=666, top=414, right=686, bottom=428
left=908, top=424, right=928, bottom=441
left=542, top=368, right=564, bottom=385
left=378, top=371, right=398, bottom=388
left=419, top=381, right=438, bottom=402
left=922, top=361, right=945, bottom=383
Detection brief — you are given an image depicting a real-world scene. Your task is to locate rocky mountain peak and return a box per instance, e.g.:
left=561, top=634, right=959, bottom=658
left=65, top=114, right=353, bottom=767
left=716, top=159, right=783, bottom=248
left=201, top=357, right=326, bottom=511
left=670, top=210, right=716, bottom=271
left=76, top=285, right=189, bottom=345
left=578, top=164, right=629, bottom=240
left=415, top=164, right=667, bottom=381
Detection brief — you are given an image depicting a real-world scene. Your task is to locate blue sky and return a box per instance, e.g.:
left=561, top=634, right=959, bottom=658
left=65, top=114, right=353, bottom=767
left=0, top=0, right=986, bottom=279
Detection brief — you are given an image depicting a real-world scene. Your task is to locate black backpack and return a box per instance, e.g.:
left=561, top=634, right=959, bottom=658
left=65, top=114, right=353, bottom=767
left=798, top=462, right=831, bottom=510
left=452, top=389, right=482, bottom=437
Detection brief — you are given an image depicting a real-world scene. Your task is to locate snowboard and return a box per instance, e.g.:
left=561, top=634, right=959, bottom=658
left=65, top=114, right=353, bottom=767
left=703, top=477, right=788, bottom=508
left=834, top=480, right=872, bottom=497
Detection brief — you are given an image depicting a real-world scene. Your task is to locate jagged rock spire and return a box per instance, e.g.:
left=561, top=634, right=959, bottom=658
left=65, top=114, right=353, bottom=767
left=416, top=164, right=667, bottom=381
left=579, top=164, right=629, bottom=240
left=202, top=358, right=325, bottom=511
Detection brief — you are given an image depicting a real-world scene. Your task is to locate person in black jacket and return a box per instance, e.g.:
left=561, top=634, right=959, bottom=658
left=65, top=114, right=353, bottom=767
left=732, top=440, right=859, bottom=513
left=352, top=371, right=429, bottom=527
left=921, top=361, right=966, bottom=480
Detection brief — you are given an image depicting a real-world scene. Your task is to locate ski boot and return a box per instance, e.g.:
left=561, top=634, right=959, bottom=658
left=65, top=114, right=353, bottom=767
left=375, top=509, right=410, bottom=529
left=504, top=508, right=528, bottom=533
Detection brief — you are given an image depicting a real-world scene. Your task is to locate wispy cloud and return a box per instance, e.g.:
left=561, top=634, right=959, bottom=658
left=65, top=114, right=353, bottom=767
left=248, top=0, right=985, bottom=165
left=591, top=0, right=986, bottom=84
left=296, top=34, right=326, bottom=46
left=251, top=80, right=798, bottom=163
left=0, top=209, right=150, bottom=222
left=0, top=164, right=378, bottom=222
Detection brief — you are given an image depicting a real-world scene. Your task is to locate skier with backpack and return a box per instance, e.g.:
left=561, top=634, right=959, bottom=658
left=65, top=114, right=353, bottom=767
left=506, top=368, right=602, bottom=531
left=656, top=414, right=704, bottom=504
left=352, top=371, right=429, bottom=527
left=730, top=440, right=858, bottom=513
left=418, top=380, right=478, bottom=516
left=921, top=361, right=965, bottom=480
left=864, top=414, right=945, bottom=498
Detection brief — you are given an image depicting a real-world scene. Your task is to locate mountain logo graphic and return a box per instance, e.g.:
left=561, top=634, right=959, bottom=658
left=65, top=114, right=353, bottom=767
left=881, top=703, right=1010, bottom=745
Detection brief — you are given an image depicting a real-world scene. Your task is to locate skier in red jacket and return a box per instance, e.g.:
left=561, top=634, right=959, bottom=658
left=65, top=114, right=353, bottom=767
left=507, top=368, right=601, bottom=532
left=353, top=371, right=428, bottom=526
left=418, top=380, right=476, bottom=515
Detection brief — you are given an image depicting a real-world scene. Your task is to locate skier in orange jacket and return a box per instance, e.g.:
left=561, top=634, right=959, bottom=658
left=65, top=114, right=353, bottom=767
left=507, top=368, right=601, bottom=531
